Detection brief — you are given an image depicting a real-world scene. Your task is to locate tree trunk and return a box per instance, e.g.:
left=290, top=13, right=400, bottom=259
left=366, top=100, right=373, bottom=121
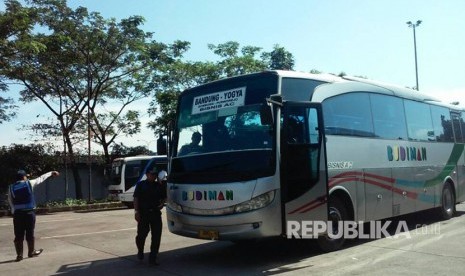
left=65, top=136, right=83, bottom=199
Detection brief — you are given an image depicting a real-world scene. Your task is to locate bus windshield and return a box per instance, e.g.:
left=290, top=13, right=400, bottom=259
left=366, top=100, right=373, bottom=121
left=110, top=158, right=151, bottom=190
left=171, top=73, right=278, bottom=183
left=177, top=103, right=272, bottom=155
left=110, top=160, right=123, bottom=186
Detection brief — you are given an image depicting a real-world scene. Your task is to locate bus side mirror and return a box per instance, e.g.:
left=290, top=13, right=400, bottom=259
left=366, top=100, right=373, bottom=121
left=157, top=136, right=167, bottom=155
left=260, top=104, right=273, bottom=125
left=261, top=94, right=282, bottom=125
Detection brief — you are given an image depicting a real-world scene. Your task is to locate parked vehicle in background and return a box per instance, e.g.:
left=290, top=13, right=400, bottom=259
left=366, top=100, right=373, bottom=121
left=108, top=155, right=168, bottom=208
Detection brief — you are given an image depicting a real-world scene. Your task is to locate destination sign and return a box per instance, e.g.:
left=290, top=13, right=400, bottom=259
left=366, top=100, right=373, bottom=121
left=192, top=87, right=246, bottom=114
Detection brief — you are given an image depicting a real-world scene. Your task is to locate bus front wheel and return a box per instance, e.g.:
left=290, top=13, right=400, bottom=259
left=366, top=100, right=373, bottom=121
left=439, top=182, right=455, bottom=220
left=317, top=196, right=347, bottom=252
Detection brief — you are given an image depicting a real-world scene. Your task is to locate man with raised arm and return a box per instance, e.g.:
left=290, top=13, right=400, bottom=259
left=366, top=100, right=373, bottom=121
left=8, top=169, right=60, bottom=262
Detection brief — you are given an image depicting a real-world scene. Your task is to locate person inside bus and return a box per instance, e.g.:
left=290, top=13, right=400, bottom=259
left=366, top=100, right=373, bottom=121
left=287, top=116, right=305, bottom=144
left=133, top=165, right=166, bottom=266
left=178, top=132, right=202, bottom=156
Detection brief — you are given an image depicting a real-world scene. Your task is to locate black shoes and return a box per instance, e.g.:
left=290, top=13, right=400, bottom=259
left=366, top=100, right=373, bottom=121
left=138, top=251, right=159, bottom=265
left=149, top=254, right=159, bottom=266
left=14, top=241, right=23, bottom=262
left=28, top=249, right=43, bottom=258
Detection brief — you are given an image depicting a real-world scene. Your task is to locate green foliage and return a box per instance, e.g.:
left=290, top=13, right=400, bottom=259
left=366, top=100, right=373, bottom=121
left=38, top=197, right=110, bottom=208
left=261, top=44, right=295, bottom=70
left=0, top=0, right=189, bottom=169
left=148, top=41, right=296, bottom=135
left=208, top=41, right=267, bottom=77
left=0, top=93, right=17, bottom=123
left=39, top=198, right=88, bottom=208
left=0, top=144, right=61, bottom=193
left=110, top=143, right=151, bottom=159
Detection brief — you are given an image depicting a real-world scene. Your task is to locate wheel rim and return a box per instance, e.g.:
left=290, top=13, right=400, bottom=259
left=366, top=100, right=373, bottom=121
left=443, top=186, right=453, bottom=214
left=328, top=206, right=343, bottom=236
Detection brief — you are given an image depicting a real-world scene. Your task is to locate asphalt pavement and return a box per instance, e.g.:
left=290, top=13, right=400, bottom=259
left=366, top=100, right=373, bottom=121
left=1, top=203, right=465, bottom=275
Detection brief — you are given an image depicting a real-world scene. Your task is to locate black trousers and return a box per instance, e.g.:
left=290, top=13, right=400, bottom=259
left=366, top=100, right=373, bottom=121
left=135, top=211, right=162, bottom=260
left=13, top=211, right=36, bottom=243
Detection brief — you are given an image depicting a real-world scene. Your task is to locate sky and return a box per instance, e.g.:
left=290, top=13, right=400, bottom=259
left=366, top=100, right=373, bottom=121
left=1, top=0, right=465, bottom=150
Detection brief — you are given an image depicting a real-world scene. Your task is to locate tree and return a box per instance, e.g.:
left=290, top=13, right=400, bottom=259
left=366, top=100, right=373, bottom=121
left=208, top=41, right=267, bottom=77
left=148, top=60, right=220, bottom=135
left=261, top=44, right=295, bottom=70
left=0, top=144, right=60, bottom=194
left=0, top=0, right=188, bottom=198
left=0, top=0, right=28, bottom=123
left=110, top=143, right=150, bottom=158
left=148, top=42, right=296, bottom=136
left=0, top=92, right=16, bottom=123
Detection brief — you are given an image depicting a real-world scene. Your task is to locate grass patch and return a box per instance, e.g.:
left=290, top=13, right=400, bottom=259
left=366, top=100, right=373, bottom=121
left=38, top=198, right=111, bottom=208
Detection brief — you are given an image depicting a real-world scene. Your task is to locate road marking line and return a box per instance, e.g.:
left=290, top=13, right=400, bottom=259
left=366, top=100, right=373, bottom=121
left=41, top=227, right=136, bottom=239
left=37, top=218, right=82, bottom=223
left=1, top=217, right=81, bottom=226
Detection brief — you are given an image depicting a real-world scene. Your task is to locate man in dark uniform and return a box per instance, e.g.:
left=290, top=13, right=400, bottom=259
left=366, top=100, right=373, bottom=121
left=8, top=169, right=60, bottom=262
left=133, top=165, right=166, bottom=266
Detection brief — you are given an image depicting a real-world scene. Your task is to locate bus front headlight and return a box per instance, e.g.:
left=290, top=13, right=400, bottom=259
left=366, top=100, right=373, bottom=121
left=167, top=199, right=182, bottom=213
left=234, top=190, right=275, bottom=214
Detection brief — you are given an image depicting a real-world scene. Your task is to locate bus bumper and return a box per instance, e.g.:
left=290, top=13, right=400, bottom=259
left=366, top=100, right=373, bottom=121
left=166, top=199, right=282, bottom=241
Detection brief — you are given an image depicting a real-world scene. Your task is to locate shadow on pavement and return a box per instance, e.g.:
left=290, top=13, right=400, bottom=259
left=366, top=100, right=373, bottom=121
left=52, top=208, right=464, bottom=275
left=52, top=238, right=321, bottom=275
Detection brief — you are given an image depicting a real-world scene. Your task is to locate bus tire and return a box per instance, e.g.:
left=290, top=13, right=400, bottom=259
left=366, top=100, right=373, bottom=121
left=439, top=182, right=455, bottom=220
left=317, top=196, right=347, bottom=252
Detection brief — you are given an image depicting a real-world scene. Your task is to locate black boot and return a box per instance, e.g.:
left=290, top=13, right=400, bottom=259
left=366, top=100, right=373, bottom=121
left=14, top=241, right=23, bottom=262
left=27, top=239, right=43, bottom=257
left=149, top=255, right=159, bottom=266
left=135, top=237, right=144, bottom=261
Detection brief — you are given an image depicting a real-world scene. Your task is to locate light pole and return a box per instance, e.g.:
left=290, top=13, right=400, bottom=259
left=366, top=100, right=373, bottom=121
left=87, top=88, right=92, bottom=202
left=406, top=20, right=422, bottom=90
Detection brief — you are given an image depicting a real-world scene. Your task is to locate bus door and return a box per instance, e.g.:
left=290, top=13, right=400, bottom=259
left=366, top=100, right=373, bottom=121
left=451, top=112, right=465, bottom=202
left=280, top=102, right=329, bottom=235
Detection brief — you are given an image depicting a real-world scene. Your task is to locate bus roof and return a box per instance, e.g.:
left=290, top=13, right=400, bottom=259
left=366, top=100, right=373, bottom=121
left=112, top=155, right=167, bottom=162
left=181, top=70, right=344, bottom=95
left=181, top=70, right=459, bottom=110
left=271, top=70, right=454, bottom=109
left=311, top=75, right=463, bottom=111
left=271, top=70, right=344, bottom=83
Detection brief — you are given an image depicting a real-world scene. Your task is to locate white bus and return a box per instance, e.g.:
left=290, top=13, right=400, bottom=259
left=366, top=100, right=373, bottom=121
left=166, top=70, right=465, bottom=251
left=108, top=155, right=168, bottom=207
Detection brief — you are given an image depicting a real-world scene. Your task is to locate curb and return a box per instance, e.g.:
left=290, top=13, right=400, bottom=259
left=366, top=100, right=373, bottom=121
left=0, top=202, right=127, bottom=217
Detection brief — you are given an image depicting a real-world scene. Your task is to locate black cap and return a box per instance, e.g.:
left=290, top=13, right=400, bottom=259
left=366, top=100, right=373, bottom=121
left=17, top=170, right=27, bottom=180
left=146, top=166, right=158, bottom=175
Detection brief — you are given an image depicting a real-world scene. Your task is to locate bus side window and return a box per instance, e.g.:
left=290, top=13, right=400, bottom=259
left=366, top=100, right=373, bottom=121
left=451, top=113, right=464, bottom=143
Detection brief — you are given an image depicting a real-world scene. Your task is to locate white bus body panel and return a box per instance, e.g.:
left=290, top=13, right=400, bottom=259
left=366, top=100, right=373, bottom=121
left=326, top=135, right=461, bottom=221
left=108, top=155, right=167, bottom=204
left=167, top=176, right=282, bottom=240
